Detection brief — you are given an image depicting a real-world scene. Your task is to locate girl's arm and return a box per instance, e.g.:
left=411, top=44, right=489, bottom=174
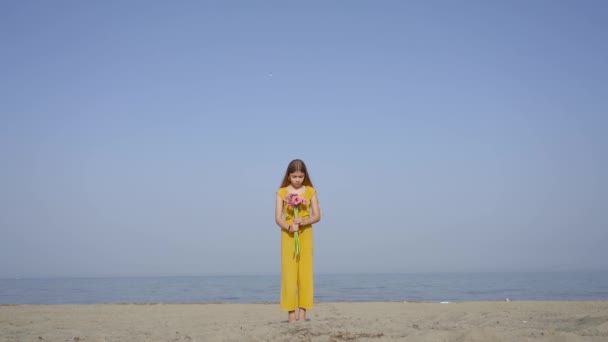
left=301, top=193, right=321, bottom=226
left=275, top=195, right=291, bottom=231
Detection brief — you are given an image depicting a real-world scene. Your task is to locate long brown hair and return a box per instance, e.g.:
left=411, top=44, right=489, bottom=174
left=280, top=159, right=314, bottom=188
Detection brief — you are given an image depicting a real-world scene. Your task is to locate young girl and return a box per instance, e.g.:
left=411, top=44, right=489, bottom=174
left=275, top=159, right=321, bottom=323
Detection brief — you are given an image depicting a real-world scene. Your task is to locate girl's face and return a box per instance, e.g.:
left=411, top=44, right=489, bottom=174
left=289, top=171, right=305, bottom=188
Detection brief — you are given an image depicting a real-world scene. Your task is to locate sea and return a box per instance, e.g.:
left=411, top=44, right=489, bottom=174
left=1, top=272, right=608, bottom=305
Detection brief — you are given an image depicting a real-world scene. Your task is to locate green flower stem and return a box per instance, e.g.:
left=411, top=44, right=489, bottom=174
left=294, top=206, right=300, bottom=256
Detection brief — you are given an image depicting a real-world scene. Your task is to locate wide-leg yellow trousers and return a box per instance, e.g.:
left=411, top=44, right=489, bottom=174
left=280, top=225, right=314, bottom=311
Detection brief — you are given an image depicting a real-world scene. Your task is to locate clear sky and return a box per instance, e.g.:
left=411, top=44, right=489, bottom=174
left=1, top=1, right=607, bottom=278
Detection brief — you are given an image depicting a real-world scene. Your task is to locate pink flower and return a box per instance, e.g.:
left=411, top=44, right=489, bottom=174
left=285, top=193, right=306, bottom=208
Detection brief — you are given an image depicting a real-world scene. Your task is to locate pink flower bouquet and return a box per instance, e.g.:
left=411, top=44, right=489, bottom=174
left=285, top=193, right=308, bottom=256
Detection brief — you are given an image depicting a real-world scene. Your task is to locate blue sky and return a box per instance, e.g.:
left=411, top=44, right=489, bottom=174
left=1, top=1, right=607, bottom=278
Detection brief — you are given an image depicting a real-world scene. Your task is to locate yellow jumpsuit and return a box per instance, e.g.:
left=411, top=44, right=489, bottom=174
left=277, top=186, right=315, bottom=311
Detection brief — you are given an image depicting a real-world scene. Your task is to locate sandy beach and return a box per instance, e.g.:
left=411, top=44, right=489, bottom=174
left=1, top=301, right=607, bottom=341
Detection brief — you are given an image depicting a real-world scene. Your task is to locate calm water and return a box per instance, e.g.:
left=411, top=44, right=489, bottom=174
left=1, top=272, right=607, bottom=304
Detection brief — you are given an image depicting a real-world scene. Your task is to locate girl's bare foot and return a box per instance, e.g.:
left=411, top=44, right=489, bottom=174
left=288, top=310, right=296, bottom=323
left=298, top=308, right=306, bottom=321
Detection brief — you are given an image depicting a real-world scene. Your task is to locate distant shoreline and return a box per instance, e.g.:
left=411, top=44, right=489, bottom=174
left=3, top=299, right=608, bottom=306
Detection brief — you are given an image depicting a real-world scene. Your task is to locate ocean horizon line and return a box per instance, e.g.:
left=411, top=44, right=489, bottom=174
left=2, top=269, right=607, bottom=281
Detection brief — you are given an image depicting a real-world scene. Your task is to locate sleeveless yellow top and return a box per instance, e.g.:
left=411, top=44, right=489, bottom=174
left=276, top=186, right=316, bottom=224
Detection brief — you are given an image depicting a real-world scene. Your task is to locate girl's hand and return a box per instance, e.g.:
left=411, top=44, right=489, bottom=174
left=293, top=218, right=305, bottom=225
left=288, top=224, right=300, bottom=233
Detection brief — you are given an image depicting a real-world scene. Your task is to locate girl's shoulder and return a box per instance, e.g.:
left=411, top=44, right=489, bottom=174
left=276, top=187, right=288, bottom=199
